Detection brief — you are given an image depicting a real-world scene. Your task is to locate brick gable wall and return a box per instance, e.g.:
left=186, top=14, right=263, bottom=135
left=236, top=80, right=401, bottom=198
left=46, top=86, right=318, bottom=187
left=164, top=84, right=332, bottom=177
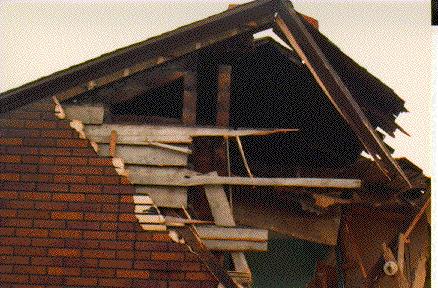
left=0, top=98, right=217, bottom=288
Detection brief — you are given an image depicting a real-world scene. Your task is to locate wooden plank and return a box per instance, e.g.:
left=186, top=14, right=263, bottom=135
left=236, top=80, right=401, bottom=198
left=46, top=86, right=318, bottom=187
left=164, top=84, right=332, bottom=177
left=216, top=65, right=232, bottom=127
left=204, top=183, right=236, bottom=227
left=136, top=174, right=361, bottom=189
left=97, top=144, right=188, bottom=166
left=182, top=71, right=197, bottom=125
left=85, top=123, right=297, bottom=139
left=274, top=2, right=411, bottom=190
left=64, top=105, right=104, bottom=124
left=136, top=186, right=188, bottom=208
left=109, top=130, right=117, bottom=157
left=203, top=240, right=267, bottom=252
left=196, top=226, right=268, bottom=242
left=87, top=134, right=193, bottom=145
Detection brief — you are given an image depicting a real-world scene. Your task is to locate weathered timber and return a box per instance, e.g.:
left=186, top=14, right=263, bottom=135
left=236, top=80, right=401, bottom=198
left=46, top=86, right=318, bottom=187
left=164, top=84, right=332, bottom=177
left=85, top=123, right=297, bottom=139
left=235, top=136, right=253, bottom=178
left=136, top=174, right=361, bottom=189
left=97, top=144, right=188, bottom=166
left=204, top=184, right=236, bottom=227
left=109, top=130, right=117, bottom=157
left=216, top=65, right=232, bottom=127
left=136, top=186, right=188, bottom=208
left=146, top=141, right=192, bottom=154
left=64, top=104, right=104, bottom=124
left=196, top=226, right=268, bottom=242
left=87, top=134, right=193, bottom=145
left=182, top=71, right=197, bottom=125
left=274, top=0, right=411, bottom=190
left=203, top=240, right=267, bottom=252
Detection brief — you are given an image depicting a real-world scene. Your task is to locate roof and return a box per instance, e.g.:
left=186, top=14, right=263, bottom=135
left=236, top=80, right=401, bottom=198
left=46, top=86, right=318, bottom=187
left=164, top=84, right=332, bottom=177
left=0, top=0, right=412, bottom=189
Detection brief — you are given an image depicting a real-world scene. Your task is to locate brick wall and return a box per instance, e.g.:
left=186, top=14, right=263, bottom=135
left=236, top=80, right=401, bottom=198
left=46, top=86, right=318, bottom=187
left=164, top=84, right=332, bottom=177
left=0, top=98, right=217, bottom=287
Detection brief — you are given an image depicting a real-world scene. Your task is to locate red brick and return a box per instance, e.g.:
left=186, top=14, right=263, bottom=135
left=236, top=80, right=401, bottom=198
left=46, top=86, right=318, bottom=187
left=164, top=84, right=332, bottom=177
left=0, top=191, right=18, bottom=199
left=54, top=156, right=87, bottom=165
left=21, top=173, right=52, bottom=182
left=49, top=229, right=82, bottom=239
left=152, top=233, right=172, bottom=242
left=48, top=248, right=80, bottom=257
left=5, top=199, right=34, bottom=209
left=71, top=166, right=103, bottom=175
left=0, top=128, right=40, bottom=137
left=83, top=230, right=115, bottom=240
left=51, top=211, right=83, bottom=220
left=63, top=257, right=98, bottom=268
left=99, top=259, right=132, bottom=269
left=38, top=165, right=70, bottom=174
left=151, top=252, right=184, bottom=261
left=0, top=118, right=26, bottom=128
left=0, top=246, right=14, bottom=255
left=70, top=184, right=102, bottom=193
left=6, top=146, right=39, bottom=155
left=0, top=273, right=29, bottom=283
left=150, top=271, right=185, bottom=280
left=68, top=202, right=101, bottom=212
left=0, top=237, right=31, bottom=246
left=41, top=129, right=72, bottom=138
left=34, top=219, right=65, bottom=229
left=56, top=138, right=89, bottom=147
left=53, top=174, right=85, bottom=183
left=135, top=251, right=151, bottom=260
left=0, top=255, right=30, bottom=265
left=101, top=204, right=118, bottom=212
left=17, top=210, right=50, bottom=219
left=82, top=268, right=115, bottom=278
left=84, top=212, right=116, bottom=222
left=82, top=249, right=116, bottom=259
left=99, top=240, right=133, bottom=250
left=87, top=175, right=119, bottom=185
left=133, top=260, right=167, bottom=270
left=65, top=277, right=98, bottom=286
left=88, top=157, right=113, bottom=166
left=168, top=281, right=201, bottom=288
left=34, top=201, right=68, bottom=211
left=0, top=137, right=22, bottom=145
left=3, top=218, right=32, bottom=228
left=22, top=138, right=56, bottom=146
left=52, top=193, right=85, bottom=202
left=3, top=163, right=38, bottom=173
left=0, top=209, right=17, bottom=218
left=14, top=246, right=47, bottom=257
left=47, top=266, right=80, bottom=276
left=65, top=239, right=99, bottom=249
left=20, top=191, right=51, bottom=201
left=135, top=242, right=168, bottom=251
left=0, top=172, right=20, bottom=181
left=117, top=232, right=136, bottom=240
left=0, top=154, right=21, bottom=163
left=119, top=213, right=137, bottom=222
left=32, top=238, right=64, bottom=248
left=29, top=275, right=64, bottom=285
left=86, top=194, right=118, bottom=203
left=26, top=120, right=57, bottom=129
left=37, top=183, right=68, bottom=192
left=66, top=220, right=99, bottom=230
left=101, top=222, right=118, bottom=231
left=99, top=278, right=132, bottom=287
left=0, top=227, right=15, bottom=236
left=22, top=155, right=54, bottom=164
left=16, top=228, right=48, bottom=238
left=14, top=265, right=46, bottom=275
left=117, top=269, right=150, bottom=279
left=31, top=256, right=63, bottom=266
left=71, top=148, right=99, bottom=156
left=116, top=250, right=135, bottom=259
left=132, top=279, right=168, bottom=288
left=0, top=264, right=13, bottom=273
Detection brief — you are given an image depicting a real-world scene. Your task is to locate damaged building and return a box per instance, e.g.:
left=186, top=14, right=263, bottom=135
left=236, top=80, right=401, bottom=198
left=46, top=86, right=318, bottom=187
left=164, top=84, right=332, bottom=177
left=0, top=0, right=431, bottom=287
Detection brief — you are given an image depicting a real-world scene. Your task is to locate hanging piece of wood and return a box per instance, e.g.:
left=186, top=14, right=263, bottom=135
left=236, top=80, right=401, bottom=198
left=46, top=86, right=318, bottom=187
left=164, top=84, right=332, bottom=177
left=146, top=141, right=192, bottom=154
left=235, top=136, right=254, bottom=178
left=109, top=130, right=117, bottom=157
left=195, top=226, right=268, bottom=242
left=274, top=0, right=411, bottom=190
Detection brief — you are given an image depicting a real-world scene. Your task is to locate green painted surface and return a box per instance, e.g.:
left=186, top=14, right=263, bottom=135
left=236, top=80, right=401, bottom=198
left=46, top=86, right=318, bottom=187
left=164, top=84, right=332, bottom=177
left=246, top=238, right=330, bottom=288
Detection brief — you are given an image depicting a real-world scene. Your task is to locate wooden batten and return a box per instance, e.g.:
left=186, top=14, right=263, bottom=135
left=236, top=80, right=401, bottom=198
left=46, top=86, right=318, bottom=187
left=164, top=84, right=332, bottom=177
left=196, top=226, right=268, bottom=242
left=216, top=65, right=232, bottom=127
left=203, top=240, right=267, bottom=252
left=97, top=144, right=188, bottom=166
left=136, top=186, right=188, bottom=208
left=135, top=174, right=361, bottom=189
left=182, top=71, right=197, bottom=125
left=64, top=104, right=105, bottom=124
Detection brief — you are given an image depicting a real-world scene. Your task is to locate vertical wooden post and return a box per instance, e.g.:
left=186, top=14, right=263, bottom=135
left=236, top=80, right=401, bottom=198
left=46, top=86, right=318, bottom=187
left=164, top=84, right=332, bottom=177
left=182, top=71, right=197, bottom=125
left=216, top=65, right=232, bottom=127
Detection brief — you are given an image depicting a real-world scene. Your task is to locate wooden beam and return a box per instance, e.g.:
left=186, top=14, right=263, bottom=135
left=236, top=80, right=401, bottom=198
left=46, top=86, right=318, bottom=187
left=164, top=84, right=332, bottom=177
left=109, top=130, right=117, bottom=157
left=182, top=71, right=197, bottom=125
left=204, top=184, right=236, bottom=227
left=216, top=65, right=232, bottom=127
left=135, top=174, right=361, bottom=189
left=274, top=1, right=411, bottom=190
left=196, top=226, right=268, bottom=242
left=203, top=240, right=267, bottom=252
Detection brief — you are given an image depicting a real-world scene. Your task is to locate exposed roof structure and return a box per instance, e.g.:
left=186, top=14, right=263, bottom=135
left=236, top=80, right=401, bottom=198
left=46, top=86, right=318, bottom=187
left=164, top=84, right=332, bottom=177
left=0, top=0, right=430, bottom=287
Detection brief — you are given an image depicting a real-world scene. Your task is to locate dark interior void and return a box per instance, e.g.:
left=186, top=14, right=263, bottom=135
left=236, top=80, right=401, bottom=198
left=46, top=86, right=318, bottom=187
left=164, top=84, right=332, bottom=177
left=110, top=78, right=184, bottom=122
left=246, top=233, right=330, bottom=288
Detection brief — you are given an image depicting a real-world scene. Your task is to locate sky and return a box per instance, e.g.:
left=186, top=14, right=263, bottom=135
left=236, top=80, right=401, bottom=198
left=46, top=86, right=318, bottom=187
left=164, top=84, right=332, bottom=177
left=0, top=0, right=433, bottom=177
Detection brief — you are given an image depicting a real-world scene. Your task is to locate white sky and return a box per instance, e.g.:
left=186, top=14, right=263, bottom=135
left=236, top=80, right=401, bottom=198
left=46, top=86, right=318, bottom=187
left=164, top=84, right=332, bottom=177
left=0, top=0, right=433, bottom=176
